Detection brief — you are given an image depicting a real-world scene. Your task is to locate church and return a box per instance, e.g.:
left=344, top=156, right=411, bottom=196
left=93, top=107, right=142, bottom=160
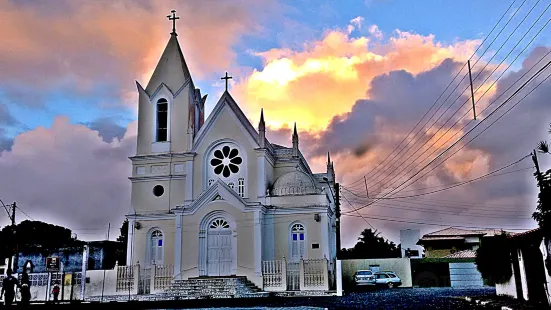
left=125, top=12, right=337, bottom=291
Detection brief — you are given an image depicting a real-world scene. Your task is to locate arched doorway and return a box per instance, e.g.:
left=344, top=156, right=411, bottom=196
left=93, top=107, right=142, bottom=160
left=199, top=210, right=237, bottom=277
left=207, top=218, right=232, bottom=276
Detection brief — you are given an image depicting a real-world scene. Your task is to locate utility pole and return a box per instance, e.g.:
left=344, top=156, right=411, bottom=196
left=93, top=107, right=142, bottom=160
left=334, top=182, right=341, bottom=259
left=533, top=149, right=543, bottom=187
left=5, top=202, right=17, bottom=272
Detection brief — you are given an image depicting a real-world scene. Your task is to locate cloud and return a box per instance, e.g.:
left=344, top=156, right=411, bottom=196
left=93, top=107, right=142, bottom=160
left=234, top=27, right=480, bottom=131
left=0, top=104, right=18, bottom=127
left=0, top=117, right=137, bottom=238
left=83, top=117, right=127, bottom=143
left=0, top=0, right=280, bottom=108
left=291, top=46, right=551, bottom=246
left=350, top=16, right=365, bottom=30
left=368, top=25, right=383, bottom=40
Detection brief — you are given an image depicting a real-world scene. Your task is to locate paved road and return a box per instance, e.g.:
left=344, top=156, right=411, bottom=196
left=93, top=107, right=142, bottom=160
left=2, top=287, right=496, bottom=309
left=166, top=287, right=496, bottom=310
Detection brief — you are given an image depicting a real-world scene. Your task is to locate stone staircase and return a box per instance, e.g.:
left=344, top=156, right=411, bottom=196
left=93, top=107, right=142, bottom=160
left=159, top=276, right=268, bottom=299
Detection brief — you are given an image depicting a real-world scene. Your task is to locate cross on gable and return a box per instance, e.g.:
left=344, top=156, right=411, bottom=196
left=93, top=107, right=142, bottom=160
left=167, top=10, right=180, bottom=35
left=221, top=72, right=233, bottom=91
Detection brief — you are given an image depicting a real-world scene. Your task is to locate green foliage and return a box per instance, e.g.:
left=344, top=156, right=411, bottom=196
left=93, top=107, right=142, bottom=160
left=340, top=228, right=401, bottom=259
left=115, top=219, right=128, bottom=265
left=475, top=233, right=513, bottom=284
left=532, top=169, right=551, bottom=237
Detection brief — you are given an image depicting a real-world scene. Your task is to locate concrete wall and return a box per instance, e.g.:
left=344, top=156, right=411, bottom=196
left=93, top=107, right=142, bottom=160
left=496, top=263, right=518, bottom=299
left=341, top=258, right=413, bottom=288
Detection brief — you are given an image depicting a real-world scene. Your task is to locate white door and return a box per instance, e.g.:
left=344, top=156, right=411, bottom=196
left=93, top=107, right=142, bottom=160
left=207, top=219, right=232, bottom=276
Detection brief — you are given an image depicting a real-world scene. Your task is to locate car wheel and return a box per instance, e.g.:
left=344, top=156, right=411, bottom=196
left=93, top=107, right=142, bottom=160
left=387, top=282, right=394, bottom=288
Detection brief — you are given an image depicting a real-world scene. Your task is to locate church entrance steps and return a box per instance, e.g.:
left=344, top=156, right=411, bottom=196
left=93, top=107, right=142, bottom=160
left=159, top=276, right=266, bottom=299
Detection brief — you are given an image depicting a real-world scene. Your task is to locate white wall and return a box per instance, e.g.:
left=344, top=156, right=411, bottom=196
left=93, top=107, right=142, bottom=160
left=400, top=229, right=423, bottom=258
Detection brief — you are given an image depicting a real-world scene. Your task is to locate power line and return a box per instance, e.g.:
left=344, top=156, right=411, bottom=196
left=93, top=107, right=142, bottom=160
left=348, top=57, right=551, bottom=214
left=344, top=0, right=520, bottom=188
left=343, top=155, right=532, bottom=200
left=341, top=193, right=376, bottom=230
left=344, top=165, right=533, bottom=196
left=341, top=213, right=534, bottom=231
left=365, top=3, right=551, bottom=195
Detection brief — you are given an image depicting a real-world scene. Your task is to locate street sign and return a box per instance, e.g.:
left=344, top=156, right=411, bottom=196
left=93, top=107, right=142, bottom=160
left=46, top=257, right=60, bottom=271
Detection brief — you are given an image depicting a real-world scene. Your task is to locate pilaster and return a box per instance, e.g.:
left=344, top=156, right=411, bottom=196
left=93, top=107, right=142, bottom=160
left=254, top=210, right=263, bottom=277
left=174, top=213, right=183, bottom=279
left=185, top=160, right=194, bottom=204
left=126, top=219, right=135, bottom=266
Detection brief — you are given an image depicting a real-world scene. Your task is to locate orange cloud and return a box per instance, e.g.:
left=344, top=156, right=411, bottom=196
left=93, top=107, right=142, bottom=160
left=0, top=0, right=279, bottom=108
left=233, top=26, right=480, bottom=131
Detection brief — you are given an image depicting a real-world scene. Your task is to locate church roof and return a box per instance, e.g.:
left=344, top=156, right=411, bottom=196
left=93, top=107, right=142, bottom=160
left=272, top=170, right=318, bottom=196
left=146, top=34, right=192, bottom=94
left=193, top=91, right=266, bottom=151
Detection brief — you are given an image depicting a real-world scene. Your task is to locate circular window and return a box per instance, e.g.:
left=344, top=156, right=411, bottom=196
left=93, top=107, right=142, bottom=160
left=153, top=185, right=164, bottom=197
left=210, top=145, right=242, bottom=178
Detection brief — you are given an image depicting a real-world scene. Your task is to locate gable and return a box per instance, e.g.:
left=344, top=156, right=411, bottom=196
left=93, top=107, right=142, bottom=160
left=181, top=179, right=259, bottom=214
left=192, top=91, right=260, bottom=151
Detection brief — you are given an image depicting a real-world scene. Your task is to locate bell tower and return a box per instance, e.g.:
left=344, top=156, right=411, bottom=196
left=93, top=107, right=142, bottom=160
left=135, top=10, right=205, bottom=155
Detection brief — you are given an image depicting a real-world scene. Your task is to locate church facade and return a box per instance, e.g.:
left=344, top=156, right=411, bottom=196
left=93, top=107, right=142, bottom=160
left=125, top=25, right=337, bottom=289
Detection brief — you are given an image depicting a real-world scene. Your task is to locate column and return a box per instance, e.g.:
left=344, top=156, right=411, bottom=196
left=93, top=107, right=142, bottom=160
left=254, top=210, right=263, bottom=277
left=320, top=213, right=330, bottom=260
left=174, top=213, right=182, bottom=279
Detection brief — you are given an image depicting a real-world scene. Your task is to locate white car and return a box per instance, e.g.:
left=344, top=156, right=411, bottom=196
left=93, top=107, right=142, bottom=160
left=354, top=270, right=376, bottom=287
left=374, top=272, right=402, bottom=288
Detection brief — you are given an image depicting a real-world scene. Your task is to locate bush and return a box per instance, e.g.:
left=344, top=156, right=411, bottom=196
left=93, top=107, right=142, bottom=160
left=475, top=233, right=512, bottom=284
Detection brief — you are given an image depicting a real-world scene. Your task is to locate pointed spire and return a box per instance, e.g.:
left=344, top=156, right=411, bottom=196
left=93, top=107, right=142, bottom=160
left=292, top=122, right=299, bottom=157
left=259, top=109, right=266, bottom=148
left=327, top=152, right=331, bottom=166
left=145, top=33, right=192, bottom=94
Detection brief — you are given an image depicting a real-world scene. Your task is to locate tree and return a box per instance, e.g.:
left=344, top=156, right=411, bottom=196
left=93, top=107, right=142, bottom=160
left=0, top=220, right=82, bottom=259
left=340, top=228, right=401, bottom=259
left=533, top=122, right=551, bottom=274
left=115, top=219, right=128, bottom=265
left=475, top=232, right=512, bottom=284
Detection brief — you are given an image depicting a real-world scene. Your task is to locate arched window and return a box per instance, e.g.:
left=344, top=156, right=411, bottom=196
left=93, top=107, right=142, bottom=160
left=290, top=223, right=305, bottom=261
left=156, top=99, right=168, bottom=142
left=150, top=230, right=163, bottom=265
left=238, top=178, right=245, bottom=197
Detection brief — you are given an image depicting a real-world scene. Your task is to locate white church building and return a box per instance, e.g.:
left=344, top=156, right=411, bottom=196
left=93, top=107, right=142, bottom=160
left=124, top=14, right=337, bottom=293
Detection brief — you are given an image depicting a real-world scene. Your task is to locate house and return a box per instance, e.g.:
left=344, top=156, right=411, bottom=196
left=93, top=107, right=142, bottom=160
left=125, top=11, right=337, bottom=293
left=417, top=227, right=506, bottom=258
left=496, top=228, right=551, bottom=305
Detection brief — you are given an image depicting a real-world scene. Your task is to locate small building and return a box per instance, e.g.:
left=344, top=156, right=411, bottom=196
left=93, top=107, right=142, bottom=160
left=417, top=227, right=506, bottom=258
left=400, top=229, right=423, bottom=258
left=3, top=240, right=120, bottom=274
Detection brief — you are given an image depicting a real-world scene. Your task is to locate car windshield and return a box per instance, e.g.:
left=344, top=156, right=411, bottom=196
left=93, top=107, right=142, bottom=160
left=356, top=271, right=372, bottom=276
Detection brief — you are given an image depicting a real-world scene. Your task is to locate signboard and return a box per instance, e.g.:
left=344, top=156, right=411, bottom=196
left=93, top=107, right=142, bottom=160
left=46, top=257, right=60, bottom=272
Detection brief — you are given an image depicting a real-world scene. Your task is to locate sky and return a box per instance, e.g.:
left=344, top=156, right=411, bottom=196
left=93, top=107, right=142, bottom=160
left=1, top=0, right=551, bottom=247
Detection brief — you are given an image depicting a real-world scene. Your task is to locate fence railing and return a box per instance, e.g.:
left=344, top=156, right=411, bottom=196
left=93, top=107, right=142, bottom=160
left=261, top=257, right=329, bottom=291
left=152, top=264, right=173, bottom=292
left=303, top=258, right=328, bottom=290
left=261, top=259, right=287, bottom=291
left=116, top=265, right=134, bottom=292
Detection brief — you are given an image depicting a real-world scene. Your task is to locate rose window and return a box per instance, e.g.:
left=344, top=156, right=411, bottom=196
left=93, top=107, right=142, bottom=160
left=210, top=146, right=242, bottom=178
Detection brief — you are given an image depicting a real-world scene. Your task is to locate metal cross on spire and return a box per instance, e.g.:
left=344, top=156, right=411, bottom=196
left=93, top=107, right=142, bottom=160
left=221, top=72, right=233, bottom=91
left=167, top=10, right=180, bottom=36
